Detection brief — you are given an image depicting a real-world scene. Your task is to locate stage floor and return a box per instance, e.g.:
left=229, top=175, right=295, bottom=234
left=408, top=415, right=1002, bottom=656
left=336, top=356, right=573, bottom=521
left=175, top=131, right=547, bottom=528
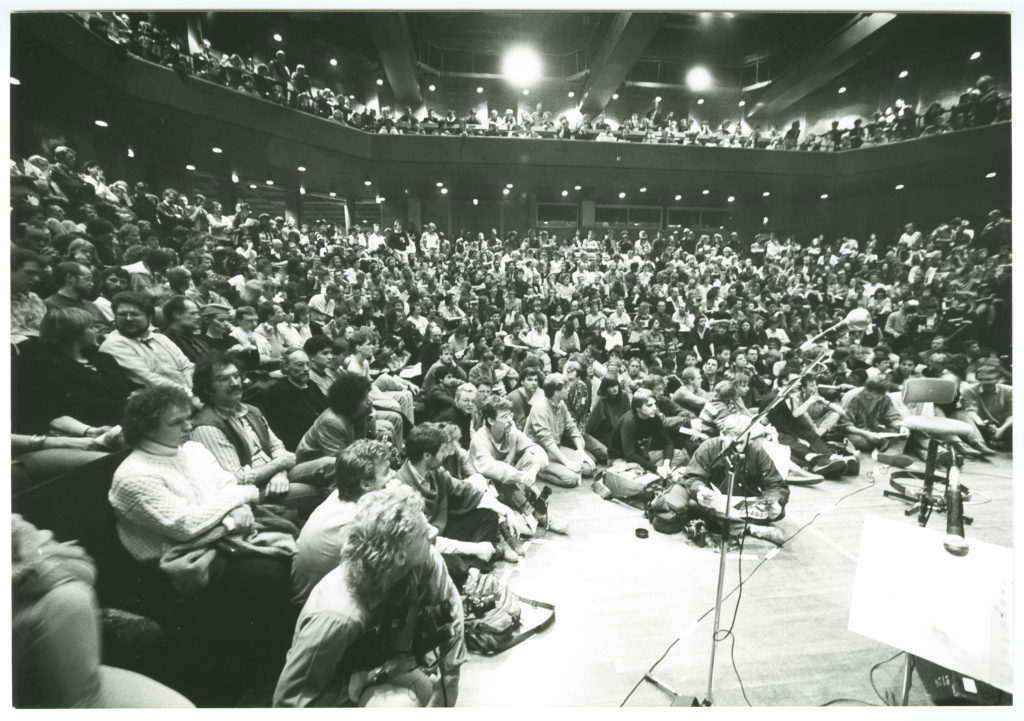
left=457, top=452, right=1014, bottom=707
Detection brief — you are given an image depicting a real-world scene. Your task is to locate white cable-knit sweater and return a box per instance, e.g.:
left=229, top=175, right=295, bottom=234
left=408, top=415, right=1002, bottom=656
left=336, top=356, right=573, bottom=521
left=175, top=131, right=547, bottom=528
left=109, top=439, right=260, bottom=563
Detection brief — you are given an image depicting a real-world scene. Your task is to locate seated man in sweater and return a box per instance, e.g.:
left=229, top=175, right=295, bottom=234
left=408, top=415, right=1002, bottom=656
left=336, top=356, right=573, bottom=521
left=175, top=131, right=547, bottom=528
left=468, top=397, right=568, bottom=535
left=506, top=366, right=542, bottom=429
left=525, top=372, right=596, bottom=488
left=608, top=389, right=687, bottom=476
left=190, top=352, right=332, bottom=518
left=680, top=413, right=790, bottom=543
left=395, top=424, right=520, bottom=583
left=253, top=349, right=328, bottom=451
left=290, top=439, right=391, bottom=606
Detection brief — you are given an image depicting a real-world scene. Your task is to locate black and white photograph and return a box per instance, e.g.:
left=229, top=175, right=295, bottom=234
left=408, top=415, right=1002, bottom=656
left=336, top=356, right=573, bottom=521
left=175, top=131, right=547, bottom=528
left=6, top=3, right=1016, bottom=709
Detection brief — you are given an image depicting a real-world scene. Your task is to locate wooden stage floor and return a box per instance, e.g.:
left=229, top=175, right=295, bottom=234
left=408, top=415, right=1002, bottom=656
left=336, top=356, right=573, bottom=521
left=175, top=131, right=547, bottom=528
left=457, top=452, right=1014, bottom=707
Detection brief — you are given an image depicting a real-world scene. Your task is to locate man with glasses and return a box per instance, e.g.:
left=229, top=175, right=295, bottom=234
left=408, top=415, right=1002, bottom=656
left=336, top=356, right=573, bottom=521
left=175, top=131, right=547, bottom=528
left=98, top=290, right=194, bottom=394
left=43, top=261, right=105, bottom=327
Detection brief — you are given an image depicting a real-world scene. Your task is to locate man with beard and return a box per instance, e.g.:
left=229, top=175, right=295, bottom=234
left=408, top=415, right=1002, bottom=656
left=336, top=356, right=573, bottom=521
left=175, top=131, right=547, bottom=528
left=253, top=349, right=328, bottom=451
left=98, top=290, right=194, bottom=394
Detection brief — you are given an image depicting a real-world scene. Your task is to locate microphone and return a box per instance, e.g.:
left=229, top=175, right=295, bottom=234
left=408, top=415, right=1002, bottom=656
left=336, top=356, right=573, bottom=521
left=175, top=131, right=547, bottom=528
left=799, top=308, right=872, bottom=351
left=943, top=462, right=969, bottom=557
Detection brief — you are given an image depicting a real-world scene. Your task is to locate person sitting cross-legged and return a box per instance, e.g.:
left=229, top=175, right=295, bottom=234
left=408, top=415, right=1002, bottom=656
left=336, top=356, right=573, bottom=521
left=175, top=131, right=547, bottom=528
left=395, top=424, right=521, bottom=584
left=525, top=372, right=596, bottom=488
left=468, top=397, right=569, bottom=535
left=608, top=388, right=688, bottom=477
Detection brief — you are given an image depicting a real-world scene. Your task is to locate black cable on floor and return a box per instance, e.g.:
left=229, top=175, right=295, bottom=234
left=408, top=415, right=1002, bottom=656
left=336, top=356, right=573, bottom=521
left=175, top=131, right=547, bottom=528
left=869, top=650, right=906, bottom=705
left=820, top=697, right=878, bottom=706
left=620, top=473, right=878, bottom=707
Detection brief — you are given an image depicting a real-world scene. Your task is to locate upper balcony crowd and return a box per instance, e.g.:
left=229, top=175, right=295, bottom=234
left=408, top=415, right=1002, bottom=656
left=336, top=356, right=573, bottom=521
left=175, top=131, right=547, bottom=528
left=73, top=11, right=1010, bottom=152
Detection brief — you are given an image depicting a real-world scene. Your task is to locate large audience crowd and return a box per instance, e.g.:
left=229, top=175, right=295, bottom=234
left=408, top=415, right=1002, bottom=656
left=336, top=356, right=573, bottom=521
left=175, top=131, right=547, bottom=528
left=10, top=90, right=1014, bottom=707
left=71, top=11, right=1010, bottom=151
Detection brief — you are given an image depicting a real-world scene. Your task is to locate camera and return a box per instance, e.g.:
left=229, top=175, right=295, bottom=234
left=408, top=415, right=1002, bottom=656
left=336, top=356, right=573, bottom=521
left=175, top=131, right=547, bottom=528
left=683, top=518, right=708, bottom=547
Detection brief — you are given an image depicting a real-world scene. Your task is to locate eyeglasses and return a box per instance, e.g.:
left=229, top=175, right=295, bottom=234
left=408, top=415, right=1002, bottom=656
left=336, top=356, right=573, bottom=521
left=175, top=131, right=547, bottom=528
left=213, top=372, right=242, bottom=384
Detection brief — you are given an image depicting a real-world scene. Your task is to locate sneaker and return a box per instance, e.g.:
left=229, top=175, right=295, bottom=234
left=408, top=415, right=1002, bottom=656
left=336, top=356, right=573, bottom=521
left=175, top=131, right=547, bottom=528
left=843, top=455, right=860, bottom=476
left=787, top=467, right=825, bottom=485
left=811, top=456, right=847, bottom=479
left=746, top=524, right=786, bottom=545
left=544, top=515, right=570, bottom=535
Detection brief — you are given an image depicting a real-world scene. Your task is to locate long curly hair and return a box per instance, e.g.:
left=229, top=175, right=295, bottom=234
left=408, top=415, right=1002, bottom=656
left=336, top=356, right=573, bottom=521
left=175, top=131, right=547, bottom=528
left=341, top=487, right=426, bottom=598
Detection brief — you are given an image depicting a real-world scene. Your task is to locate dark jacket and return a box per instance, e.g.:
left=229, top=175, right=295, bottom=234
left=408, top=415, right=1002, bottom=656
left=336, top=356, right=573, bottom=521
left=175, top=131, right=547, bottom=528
left=252, top=379, right=327, bottom=451
left=608, top=409, right=674, bottom=472
left=395, top=462, right=484, bottom=536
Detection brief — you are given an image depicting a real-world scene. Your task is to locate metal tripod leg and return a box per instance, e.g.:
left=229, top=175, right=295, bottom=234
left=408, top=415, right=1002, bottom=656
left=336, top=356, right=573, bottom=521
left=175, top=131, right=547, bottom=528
left=899, top=654, right=915, bottom=706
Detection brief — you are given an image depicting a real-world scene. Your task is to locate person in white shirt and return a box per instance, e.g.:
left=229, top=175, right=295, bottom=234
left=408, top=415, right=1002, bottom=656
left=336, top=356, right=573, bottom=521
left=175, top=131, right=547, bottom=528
left=420, top=222, right=440, bottom=254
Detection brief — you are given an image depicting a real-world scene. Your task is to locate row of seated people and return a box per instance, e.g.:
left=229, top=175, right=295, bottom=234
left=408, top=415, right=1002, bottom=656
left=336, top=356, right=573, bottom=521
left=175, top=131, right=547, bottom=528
left=70, top=12, right=1009, bottom=151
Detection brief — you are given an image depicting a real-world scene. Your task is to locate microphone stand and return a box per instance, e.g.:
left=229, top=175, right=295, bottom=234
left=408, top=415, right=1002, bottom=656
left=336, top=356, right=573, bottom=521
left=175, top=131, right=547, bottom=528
left=663, top=347, right=830, bottom=707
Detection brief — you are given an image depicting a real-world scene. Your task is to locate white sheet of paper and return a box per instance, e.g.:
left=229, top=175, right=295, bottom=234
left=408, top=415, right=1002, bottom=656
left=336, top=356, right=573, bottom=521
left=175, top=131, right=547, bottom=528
left=848, top=515, right=1013, bottom=692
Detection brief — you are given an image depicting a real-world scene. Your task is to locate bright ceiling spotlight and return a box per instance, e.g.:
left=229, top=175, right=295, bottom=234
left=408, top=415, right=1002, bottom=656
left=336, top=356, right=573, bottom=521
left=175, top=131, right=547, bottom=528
left=231, top=172, right=239, bottom=183
left=561, top=190, right=568, bottom=197
left=697, top=98, right=705, bottom=105
left=127, top=147, right=135, bottom=158
left=249, top=184, right=257, bottom=189
left=970, top=51, right=982, bottom=60
left=366, top=180, right=374, bottom=187
left=895, top=184, right=904, bottom=190
left=838, top=86, right=847, bottom=94
left=523, top=89, right=530, bottom=96
left=266, top=179, right=274, bottom=186
left=212, top=146, right=222, bottom=153
left=612, top=93, right=619, bottom=100
left=428, top=84, right=436, bottom=91
left=506, top=183, right=514, bottom=189
left=674, top=194, right=682, bottom=201
left=376, top=78, right=384, bottom=86
left=618, top=192, right=626, bottom=199
left=762, top=191, right=770, bottom=197
left=727, top=195, right=735, bottom=203
left=502, top=45, right=543, bottom=88
left=738, top=100, right=745, bottom=107
left=299, top=186, right=306, bottom=195
left=297, top=166, right=306, bottom=172
left=473, top=198, right=479, bottom=206
left=898, top=70, right=909, bottom=79
left=986, top=172, right=997, bottom=178
left=568, top=91, right=575, bottom=98
left=574, top=185, right=581, bottom=191
left=273, top=33, right=282, bottom=42
left=185, top=164, right=196, bottom=171
left=329, top=58, right=338, bottom=67
left=10, top=77, right=20, bottom=85
left=94, top=119, right=108, bottom=127
left=440, top=188, right=448, bottom=195
left=329, top=191, right=337, bottom=197
left=476, top=86, right=483, bottom=93
left=702, top=189, right=710, bottom=195
left=436, top=182, right=444, bottom=188
left=686, top=66, right=713, bottom=92
left=820, top=193, right=829, bottom=199
left=639, top=187, right=647, bottom=193
left=502, top=188, right=510, bottom=195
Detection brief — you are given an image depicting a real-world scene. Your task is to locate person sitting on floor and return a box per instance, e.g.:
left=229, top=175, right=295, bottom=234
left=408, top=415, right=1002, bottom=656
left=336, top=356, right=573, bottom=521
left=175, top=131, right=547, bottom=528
left=525, top=372, right=596, bottom=488
left=290, top=439, right=392, bottom=606
left=274, top=486, right=465, bottom=707
left=608, top=388, right=687, bottom=476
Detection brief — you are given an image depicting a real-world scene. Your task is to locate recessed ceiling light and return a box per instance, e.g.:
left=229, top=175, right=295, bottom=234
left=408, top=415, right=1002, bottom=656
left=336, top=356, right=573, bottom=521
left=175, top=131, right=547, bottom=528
left=436, top=182, right=444, bottom=188
left=702, top=189, right=710, bottom=195
left=506, top=183, right=513, bottom=189
left=838, top=87, right=847, bottom=94
left=297, top=166, right=306, bottom=172
left=266, top=179, right=274, bottom=185
left=441, top=188, right=448, bottom=194
left=249, top=184, right=257, bottom=189
left=231, top=172, right=239, bottom=183
left=473, top=198, right=479, bottom=206
left=94, top=119, right=108, bottom=127
left=568, top=91, right=575, bottom=98
left=10, top=77, right=20, bottom=85
left=763, top=216, right=769, bottom=225
left=762, top=191, right=770, bottom=197
left=655, top=96, right=662, bottom=103
left=185, top=164, right=195, bottom=171
left=477, top=87, right=484, bottom=94
left=273, top=33, right=282, bottom=42
left=376, top=78, right=384, bottom=86
left=674, top=194, right=682, bottom=201
left=127, top=148, right=135, bottom=158
left=820, top=193, right=829, bottom=199
left=502, top=188, right=510, bottom=195
left=428, top=84, right=436, bottom=92
left=970, top=51, right=982, bottom=60
left=211, top=146, right=222, bottom=153
left=738, top=100, right=745, bottom=107
left=894, top=184, right=904, bottom=190
left=329, top=58, right=338, bottom=67
left=697, top=98, right=704, bottom=105
left=986, top=172, right=997, bottom=178
left=727, top=195, right=735, bottom=203
left=574, top=185, right=581, bottom=191
left=640, top=187, right=647, bottom=193
left=612, top=93, right=619, bottom=100
left=561, top=190, right=568, bottom=197
left=299, top=187, right=306, bottom=195
left=898, top=70, right=909, bottom=79
left=618, top=192, right=626, bottom=199
left=329, top=191, right=337, bottom=197
left=523, top=89, right=529, bottom=96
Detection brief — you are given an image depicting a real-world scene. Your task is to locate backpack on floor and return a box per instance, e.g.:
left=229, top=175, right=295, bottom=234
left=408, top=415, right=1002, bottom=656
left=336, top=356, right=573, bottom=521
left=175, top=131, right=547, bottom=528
left=644, top=483, right=693, bottom=534
left=461, top=571, right=555, bottom=656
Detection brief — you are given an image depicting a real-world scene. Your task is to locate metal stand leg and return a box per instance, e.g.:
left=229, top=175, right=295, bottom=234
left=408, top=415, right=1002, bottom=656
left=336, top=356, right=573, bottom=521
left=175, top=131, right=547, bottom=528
left=899, top=654, right=916, bottom=706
